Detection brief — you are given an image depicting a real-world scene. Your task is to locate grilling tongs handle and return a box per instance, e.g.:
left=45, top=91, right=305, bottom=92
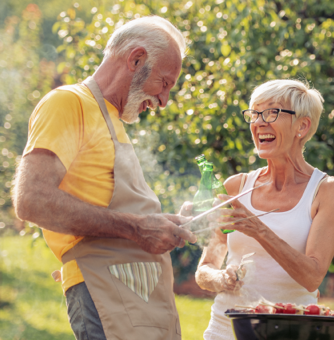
left=180, top=181, right=270, bottom=229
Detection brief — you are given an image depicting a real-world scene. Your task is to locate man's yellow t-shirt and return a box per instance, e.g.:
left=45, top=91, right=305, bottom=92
left=23, top=83, right=131, bottom=294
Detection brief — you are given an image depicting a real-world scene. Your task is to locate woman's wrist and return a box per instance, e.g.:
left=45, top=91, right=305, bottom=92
left=195, top=266, right=225, bottom=293
left=255, top=222, right=271, bottom=242
left=211, top=270, right=226, bottom=293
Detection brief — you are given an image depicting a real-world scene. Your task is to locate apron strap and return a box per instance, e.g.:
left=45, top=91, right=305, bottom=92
left=62, top=244, right=76, bottom=264
left=83, top=76, right=119, bottom=142
left=61, top=237, right=98, bottom=264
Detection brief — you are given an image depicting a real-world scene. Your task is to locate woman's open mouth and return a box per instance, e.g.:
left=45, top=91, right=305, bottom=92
left=259, top=134, right=276, bottom=143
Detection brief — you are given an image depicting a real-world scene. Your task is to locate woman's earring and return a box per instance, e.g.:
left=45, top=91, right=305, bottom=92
left=298, top=134, right=301, bottom=137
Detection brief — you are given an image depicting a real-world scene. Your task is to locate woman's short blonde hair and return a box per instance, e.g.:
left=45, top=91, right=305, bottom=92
left=249, top=79, right=324, bottom=144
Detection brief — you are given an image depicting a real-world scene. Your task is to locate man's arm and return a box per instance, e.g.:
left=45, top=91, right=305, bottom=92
left=13, top=148, right=196, bottom=254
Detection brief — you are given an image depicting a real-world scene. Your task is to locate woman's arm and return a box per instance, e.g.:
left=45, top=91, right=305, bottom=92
left=195, top=229, right=241, bottom=293
left=195, top=174, right=245, bottom=293
left=216, top=177, right=334, bottom=292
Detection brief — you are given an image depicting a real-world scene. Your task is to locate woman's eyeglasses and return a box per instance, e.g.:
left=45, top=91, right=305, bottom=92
left=242, top=108, right=296, bottom=124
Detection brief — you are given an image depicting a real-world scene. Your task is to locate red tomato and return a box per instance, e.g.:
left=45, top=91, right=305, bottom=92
left=305, top=305, right=320, bottom=315
left=283, top=303, right=297, bottom=314
left=275, top=303, right=285, bottom=314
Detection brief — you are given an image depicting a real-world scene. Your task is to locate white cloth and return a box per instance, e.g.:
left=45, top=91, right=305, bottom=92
left=204, top=167, right=326, bottom=340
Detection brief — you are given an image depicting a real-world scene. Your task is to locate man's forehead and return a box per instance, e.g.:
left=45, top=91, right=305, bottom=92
left=161, top=43, right=182, bottom=71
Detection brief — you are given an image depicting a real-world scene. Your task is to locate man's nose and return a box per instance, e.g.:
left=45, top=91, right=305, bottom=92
left=157, top=89, right=170, bottom=108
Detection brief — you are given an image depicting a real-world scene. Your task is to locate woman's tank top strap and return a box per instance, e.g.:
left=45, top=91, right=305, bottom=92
left=241, top=167, right=327, bottom=213
left=241, top=168, right=263, bottom=192
left=301, top=168, right=327, bottom=208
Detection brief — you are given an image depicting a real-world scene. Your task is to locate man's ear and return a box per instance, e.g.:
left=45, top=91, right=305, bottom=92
left=127, top=47, right=147, bottom=72
left=296, top=116, right=311, bottom=138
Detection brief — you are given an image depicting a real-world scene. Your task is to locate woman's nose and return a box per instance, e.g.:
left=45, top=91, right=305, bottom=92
left=253, top=113, right=268, bottom=126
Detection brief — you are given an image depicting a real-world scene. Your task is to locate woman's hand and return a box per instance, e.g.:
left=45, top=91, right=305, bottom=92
left=209, top=194, right=268, bottom=239
left=220, top=264, right=245, bottom=293
left=196, top=264, right=244, bottom=293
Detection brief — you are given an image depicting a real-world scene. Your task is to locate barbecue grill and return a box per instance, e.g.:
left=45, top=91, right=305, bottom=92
left=225, top=311, right=334, bottom=340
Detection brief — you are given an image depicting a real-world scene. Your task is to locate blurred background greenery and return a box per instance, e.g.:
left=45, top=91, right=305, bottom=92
left=1, top=0, right=334, bottom=338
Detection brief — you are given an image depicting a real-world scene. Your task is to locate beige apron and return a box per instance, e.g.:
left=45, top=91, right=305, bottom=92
left=62, top=77, right=181, bottom=340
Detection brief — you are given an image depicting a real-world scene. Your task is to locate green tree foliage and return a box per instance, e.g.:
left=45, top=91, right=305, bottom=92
left=53, top=0, right=334, bottom=212
left=51, top=0, right=334, bottom=278
left=0, top=5, right=56, bottom=231
left=2, top=0, right=334, bottom=277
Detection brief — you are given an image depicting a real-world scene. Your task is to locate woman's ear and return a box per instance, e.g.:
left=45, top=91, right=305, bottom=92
left=296, top=116, right=311, bottom=139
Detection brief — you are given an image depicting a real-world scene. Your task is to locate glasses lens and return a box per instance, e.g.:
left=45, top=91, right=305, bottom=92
left=243, top=110, right=257, bottom=123
left=263, top=109, right=279, bottom=123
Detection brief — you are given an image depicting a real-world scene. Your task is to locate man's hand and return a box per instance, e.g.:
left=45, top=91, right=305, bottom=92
left=134, top=213, right=197, bottom=254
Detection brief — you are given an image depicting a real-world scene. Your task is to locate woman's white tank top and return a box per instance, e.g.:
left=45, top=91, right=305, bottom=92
left=210, top=167, right=326, bottom=336
left=227, top=167, right=326, bottom=304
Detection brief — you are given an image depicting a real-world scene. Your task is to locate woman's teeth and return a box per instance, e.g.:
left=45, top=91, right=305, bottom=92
left=259, top=134, right=276, bottom=143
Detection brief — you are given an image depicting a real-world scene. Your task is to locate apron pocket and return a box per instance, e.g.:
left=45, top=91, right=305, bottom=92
left=109, top=261, right=172, bottom=330
left=109, top=262, right=162, bottom=302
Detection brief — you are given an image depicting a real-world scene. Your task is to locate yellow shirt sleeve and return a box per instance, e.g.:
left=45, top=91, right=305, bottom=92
left=23, top=84, right=130, bottom=295
left=24, top=89, right=83, bottom=170
left=62, top=260, right=85, bottom=295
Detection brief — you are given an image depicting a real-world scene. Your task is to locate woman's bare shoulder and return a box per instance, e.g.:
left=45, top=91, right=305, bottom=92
left=316, top=175, right=334, bottom=198
left=312, top=175, right=334, bottom=215
left=223, top=173, right=247, bottom=196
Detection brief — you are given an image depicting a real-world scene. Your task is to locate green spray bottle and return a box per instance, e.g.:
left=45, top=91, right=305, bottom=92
left=192, top=162, right=214, bottom=215
left=211, top=171, right=234, bottom=234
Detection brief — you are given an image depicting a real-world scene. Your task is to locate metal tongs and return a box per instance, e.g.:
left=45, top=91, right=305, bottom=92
left=236, top=252, right=256, bottom=281
left=180, top=181, right=270, bottom=229
left=192, top=208, right=279, bottom=234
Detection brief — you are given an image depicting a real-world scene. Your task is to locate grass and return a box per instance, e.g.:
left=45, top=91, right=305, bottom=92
left=175, top=295, right=212, bottom=339
left=0, top=235, right=74, bottom=340
left=2, top=235, right=333, bottom=340
left=0, top=235, right=212, bottom=340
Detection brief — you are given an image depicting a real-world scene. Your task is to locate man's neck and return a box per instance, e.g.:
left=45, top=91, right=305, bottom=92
left=92, top=56, right=131, bottom=114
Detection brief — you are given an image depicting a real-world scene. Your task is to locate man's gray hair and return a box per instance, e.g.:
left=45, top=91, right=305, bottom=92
left=249, top=79, right=324, bottom=144
left=103, top=16, right=186, bottom=64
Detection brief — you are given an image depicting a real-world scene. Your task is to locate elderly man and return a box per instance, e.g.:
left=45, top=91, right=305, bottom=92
left=13, top=16, right=196, bottom=340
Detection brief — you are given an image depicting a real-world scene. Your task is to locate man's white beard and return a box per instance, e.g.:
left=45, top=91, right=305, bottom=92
left=121, top=64, right=159, bottom=124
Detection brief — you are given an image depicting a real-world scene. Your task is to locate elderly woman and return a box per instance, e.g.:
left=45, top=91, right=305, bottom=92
left=194, top=79, right=334, bottom=340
